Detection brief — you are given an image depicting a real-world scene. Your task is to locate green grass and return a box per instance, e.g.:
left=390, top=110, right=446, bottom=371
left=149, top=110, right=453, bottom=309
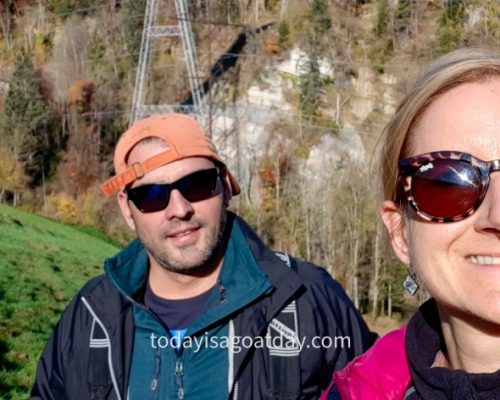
left=0, top=204, right=120, bottom=399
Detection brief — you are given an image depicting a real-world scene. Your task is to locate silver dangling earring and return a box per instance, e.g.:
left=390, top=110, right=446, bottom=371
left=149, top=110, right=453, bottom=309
left=403, top=266, right=419, bottom=296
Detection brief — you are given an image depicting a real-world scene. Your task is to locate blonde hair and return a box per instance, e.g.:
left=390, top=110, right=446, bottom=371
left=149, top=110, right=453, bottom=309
left=380, top=48, right=500, bottom=203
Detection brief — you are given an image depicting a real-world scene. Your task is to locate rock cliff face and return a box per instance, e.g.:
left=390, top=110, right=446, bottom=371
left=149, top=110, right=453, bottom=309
left=211, top=41, right=405, bottom=204
left=205, top=0, right=500, bottom=206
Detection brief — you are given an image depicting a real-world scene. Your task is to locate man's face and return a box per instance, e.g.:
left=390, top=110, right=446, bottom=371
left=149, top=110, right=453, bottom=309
left=118, top=141, right=228, bottom=275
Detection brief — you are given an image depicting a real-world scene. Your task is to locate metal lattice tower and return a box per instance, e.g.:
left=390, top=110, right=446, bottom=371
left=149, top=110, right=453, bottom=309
left=129, top=0, right=204, bottom=125
left=128, top=0, right=292, bottom=198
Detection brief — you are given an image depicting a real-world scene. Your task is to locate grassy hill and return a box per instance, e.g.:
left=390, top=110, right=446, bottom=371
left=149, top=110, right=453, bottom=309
left=0, top=204, right=120, bottom=399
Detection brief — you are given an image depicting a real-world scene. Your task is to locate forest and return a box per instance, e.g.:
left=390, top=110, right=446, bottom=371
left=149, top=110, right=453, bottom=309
left=1, top=0, right=500, bottom=323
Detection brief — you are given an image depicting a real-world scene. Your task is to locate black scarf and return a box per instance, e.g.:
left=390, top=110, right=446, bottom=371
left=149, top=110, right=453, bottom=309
left=406, top=299, right=500, bottom=399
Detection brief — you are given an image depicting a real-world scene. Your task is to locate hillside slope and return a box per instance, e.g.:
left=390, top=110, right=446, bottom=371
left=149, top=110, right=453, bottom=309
left=0, top=204, right=120, bottom=399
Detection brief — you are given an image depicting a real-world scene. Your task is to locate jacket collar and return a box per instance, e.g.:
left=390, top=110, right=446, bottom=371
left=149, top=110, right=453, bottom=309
left=187, top=213, right=274, bottom=335
left=84, top=212, right=305, bottom=397
left=104, top=238, right=148, bottom=299
left=103, top=212, right=303, bottom=319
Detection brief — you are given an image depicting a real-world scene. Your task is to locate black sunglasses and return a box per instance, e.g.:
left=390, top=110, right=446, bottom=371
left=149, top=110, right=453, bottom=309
left=398, top=151, right=500, bottom=222
left=126, top=168, right=221, bottom=213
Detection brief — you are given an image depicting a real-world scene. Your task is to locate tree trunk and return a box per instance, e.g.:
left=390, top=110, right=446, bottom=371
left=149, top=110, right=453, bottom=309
left=305, top=206, right=311, bottom=261
left=388, top=281, right=392, bottom=319
left=275, top=157, right=280, bottom=214
left=0, top=9, right=12, bottom=51
left=352, top=236, right=359, bottom=309
left=371, top=223, right=381, bottom=317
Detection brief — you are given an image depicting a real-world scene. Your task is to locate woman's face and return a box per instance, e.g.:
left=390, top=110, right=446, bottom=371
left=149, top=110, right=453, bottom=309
left=382, top=78, right=500, bottom=324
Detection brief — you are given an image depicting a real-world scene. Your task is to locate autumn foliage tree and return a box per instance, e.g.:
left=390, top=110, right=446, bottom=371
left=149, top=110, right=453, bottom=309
left=56, top=78, right=100, bottom=196
left=0, top=145, right=28, bottom=204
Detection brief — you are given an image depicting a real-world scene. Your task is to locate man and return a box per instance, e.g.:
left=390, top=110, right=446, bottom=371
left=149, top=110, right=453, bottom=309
left=31, top=113, right=376, bottom=399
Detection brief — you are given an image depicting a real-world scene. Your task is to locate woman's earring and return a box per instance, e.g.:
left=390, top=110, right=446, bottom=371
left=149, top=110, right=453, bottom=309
left=403, top=267, right=419, bottom=296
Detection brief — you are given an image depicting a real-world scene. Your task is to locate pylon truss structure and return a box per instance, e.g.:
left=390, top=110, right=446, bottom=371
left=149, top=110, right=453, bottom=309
left=129, top=0, right=291, bottom=194
left=129, top=0, right=203, bottom=124
left=129, top=0, right=288, bottom=129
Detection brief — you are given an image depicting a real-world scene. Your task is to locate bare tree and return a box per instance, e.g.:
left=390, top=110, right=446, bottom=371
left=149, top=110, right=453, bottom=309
left=371, top=222, right=382, bottom=317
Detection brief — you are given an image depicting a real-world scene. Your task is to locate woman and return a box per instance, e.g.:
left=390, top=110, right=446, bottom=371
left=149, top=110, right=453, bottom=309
left=322, top=48, right=500, bottom=399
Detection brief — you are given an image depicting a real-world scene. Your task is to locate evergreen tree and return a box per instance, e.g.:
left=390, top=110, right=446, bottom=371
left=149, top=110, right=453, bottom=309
left=299, top=0, right=331, bottom=120
left=87, top=28, right=107, bottom=85
left=123, top=0, right=147, bottom=64
left=2, top=52, right=53, bottom=186
left=299, top=50, right=321, bottom=119
left=437, top=0, right=465, bottom=55
left=376, top=0, right=389, bottom=37
left=308, top=0, right=331, bottom=35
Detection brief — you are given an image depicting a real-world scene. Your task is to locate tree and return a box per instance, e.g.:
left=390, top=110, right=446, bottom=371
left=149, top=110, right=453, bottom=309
left=1, top=51, right=54, bottom=186
left=0, top=0, right=16, bottom=50
left=87, top=28, right=107, bottom=84
left=308, top=0, right=331, bottom=35
left=47, top=0, right=102, bottom=17
left=122, top=0, right=146, bottom=64
left=277, top=21, right=290, bottom=49
left=437, top=0, right=464, bottom=55
left=0, top=146, right=28, bottom=205
left=298, top=0, right=331, bottom=120
left=57, top=79, right=101, bottom=196
left=376, top=0, right=389, bottom=38
left=299, top=50, right=322, bottom=119
left=484, top=0, right=500, bottom=42
left=393, top=0, right=411, bottom=36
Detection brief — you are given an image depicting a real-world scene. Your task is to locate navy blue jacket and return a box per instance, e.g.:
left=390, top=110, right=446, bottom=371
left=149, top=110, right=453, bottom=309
left=31, top=213, right=376, bottom=399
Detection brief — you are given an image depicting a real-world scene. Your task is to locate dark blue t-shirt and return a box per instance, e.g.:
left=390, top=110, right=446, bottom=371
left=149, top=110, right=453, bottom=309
left=144, top=284, right=213, bottom=344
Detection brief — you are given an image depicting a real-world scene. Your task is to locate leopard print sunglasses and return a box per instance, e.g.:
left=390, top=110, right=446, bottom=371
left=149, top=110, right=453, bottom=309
left=398, top=151, right=500, bottom=223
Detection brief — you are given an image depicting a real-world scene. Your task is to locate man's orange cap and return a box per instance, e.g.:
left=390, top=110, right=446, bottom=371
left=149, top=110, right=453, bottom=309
left=100, top=113, right=240, bottom=197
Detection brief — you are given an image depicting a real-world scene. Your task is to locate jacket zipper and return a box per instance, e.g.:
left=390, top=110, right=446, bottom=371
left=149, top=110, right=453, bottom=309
left=150, top=352, right=160, bottom=399
left=82, top=296, right=122, bottom=400
left=403, top=385, right=415, bottom=399
left=228, top=319, right=237, bottom=399
left=175, top=360, right=185, bottom=399
left=117, top=288, right=185, bottom=400
left=232, top=382, right=239, bottom=400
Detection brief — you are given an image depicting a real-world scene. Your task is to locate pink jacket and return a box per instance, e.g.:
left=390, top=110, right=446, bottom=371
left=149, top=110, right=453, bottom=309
left=320, top=326, right=410, bottom=400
